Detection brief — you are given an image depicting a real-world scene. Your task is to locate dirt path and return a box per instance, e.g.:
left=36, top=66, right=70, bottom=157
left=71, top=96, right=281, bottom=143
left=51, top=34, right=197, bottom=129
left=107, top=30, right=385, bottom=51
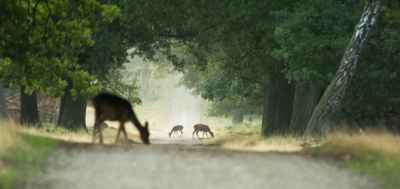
left=22, top=142, right=384, bottom=189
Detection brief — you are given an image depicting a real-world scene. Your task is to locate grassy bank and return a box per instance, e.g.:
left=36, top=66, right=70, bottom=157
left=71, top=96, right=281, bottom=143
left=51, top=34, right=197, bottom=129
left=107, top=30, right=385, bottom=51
left=202, top=124, right=302, bottom=152
left=0, top=122, right=59, bottom=189
left=307, top=132, right=400, bottom=189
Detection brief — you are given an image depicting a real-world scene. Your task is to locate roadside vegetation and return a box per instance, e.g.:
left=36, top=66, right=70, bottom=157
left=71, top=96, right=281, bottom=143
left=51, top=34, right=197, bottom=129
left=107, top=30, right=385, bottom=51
left=0, top=122, right=59, bottom=189
left=0, top=120, right=146, bottom=189
left=207, top=124, right=399, bottom=188
left=202, top=122, right=302, bottom=152
left=307, top=131, right=400, bottom=189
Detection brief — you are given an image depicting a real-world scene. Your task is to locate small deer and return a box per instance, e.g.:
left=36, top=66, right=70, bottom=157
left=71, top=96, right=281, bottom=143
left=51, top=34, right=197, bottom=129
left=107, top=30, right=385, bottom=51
left=92, top=93, right=150, bottom=144
left=169, top=125, right=184, bottom=138
left=192, top=124, right=214, bottom=140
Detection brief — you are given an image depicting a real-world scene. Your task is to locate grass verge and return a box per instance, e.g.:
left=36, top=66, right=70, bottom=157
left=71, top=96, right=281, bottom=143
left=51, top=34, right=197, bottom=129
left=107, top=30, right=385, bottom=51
left=202, top=124, right=302, bottom=152
left=0, top=122, right=59, bottom=189
left=306, top=132, right=400, bottom=189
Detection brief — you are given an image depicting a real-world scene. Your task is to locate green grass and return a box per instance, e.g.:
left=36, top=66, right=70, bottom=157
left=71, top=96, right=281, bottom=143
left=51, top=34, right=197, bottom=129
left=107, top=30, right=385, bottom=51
left=0, top=125, right=59, bottom=189
left=306, top=133, right=400, bottom=189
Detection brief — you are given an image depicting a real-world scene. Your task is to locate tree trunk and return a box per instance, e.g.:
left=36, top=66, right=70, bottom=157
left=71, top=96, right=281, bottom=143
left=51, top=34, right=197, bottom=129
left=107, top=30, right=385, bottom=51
left=58, top=80, right=87, bottom=131
left=262, top=74, right=273, bottom=136
left=232, top=112, right=243, bottom=124
left=303, top=2, right=381, bottom=140
left=290, top=84, right=322, bottom=135
left=0, top=82, right=7, bottom=119
left=261, top=70, right=295, bottom=135
left=57, top=82, right=69, bottom=126
left=276, top=70, right=295, bottom=133
left=20, top=86, right=42, bottom=127
left=141, top=68, right=152, bottom=95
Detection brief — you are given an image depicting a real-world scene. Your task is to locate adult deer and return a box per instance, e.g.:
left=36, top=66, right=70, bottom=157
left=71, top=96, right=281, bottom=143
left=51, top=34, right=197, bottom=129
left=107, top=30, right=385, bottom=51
left=92, top=93, right=150, bottom=144
left=192, top=124, right=214, bottom=140
left=168, top=125, right=184, bottom=138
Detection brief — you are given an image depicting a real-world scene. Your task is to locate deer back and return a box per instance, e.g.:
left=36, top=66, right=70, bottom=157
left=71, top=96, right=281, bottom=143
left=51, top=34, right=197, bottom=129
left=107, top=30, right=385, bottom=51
left=194, top=124, right=210, bottom=132
left=93, top=93, right=134, bottom=122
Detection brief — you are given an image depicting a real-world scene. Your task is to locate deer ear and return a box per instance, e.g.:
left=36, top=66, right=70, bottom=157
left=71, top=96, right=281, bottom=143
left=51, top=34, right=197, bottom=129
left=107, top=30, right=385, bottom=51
left=145, top=121, right=149, bottom=128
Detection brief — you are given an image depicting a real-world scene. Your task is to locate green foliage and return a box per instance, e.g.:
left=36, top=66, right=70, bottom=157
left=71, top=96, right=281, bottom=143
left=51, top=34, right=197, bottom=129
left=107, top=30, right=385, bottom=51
left=0, top=0, right=120, bottom=97
left=384, top=0, right=400, bottom=23
left=340, top=14, right=400, bottom=128
left=97, top=68, right=142, bottom=105
left=272, top=0, right=364, bottom=85
left=206, top=98, right=261, bottom=118
left=0, top=133, right=59, bottom=189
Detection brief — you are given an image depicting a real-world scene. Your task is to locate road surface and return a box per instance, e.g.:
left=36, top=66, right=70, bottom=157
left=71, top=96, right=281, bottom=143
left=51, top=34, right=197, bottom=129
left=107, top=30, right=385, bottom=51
left=22, top=141, right=384, bottom=189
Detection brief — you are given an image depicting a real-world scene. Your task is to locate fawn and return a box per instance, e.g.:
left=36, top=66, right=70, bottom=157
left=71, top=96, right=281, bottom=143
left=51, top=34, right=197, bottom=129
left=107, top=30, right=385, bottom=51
left=192, top=124, right=214, bottom=140
left=169, top=125, right=184, bottom=138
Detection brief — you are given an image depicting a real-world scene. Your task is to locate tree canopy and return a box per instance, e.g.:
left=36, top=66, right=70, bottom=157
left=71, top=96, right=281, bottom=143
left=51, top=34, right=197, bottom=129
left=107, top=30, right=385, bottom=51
left=0, top=0, right=120, bottom=97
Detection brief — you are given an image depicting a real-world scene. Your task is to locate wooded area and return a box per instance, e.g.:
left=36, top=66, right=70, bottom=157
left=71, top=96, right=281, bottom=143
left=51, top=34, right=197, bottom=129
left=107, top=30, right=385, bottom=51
left=0, top=0, right=399, bottom=139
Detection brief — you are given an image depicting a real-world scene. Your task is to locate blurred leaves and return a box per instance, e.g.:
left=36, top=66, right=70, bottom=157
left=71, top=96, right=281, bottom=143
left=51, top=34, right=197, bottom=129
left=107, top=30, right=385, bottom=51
left=0, top=0, right=119, bottom=97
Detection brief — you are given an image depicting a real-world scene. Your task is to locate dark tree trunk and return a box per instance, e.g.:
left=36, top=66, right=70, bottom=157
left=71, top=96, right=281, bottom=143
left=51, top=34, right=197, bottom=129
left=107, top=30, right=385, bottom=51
left=0, top=83, right=7, bottom=119
left=276, top=71, right=295, bottom=133
left=232, top=112, right=243, bottom=124
left=20, top=86, right=42, bottom=127
left=58, top=79, right=87, bottom=131
left=262, top=75, right=273, bottom=136
left=304, top=2, right=381, bottom=140
left=290, top=84, right=322, bottom=135
left=261, top=70, right=295, bottom=136
left=57, top=82, right=69, bottom=126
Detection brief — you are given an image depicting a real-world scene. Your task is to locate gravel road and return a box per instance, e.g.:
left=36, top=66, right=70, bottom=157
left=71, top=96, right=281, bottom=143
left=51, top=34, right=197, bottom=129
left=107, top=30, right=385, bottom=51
left=22, top=141, right=384, bottom=189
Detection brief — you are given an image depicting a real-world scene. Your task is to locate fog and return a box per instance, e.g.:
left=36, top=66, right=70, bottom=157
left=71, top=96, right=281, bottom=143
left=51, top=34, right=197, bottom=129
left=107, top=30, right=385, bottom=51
left=166, top=74, right=204, bottom=133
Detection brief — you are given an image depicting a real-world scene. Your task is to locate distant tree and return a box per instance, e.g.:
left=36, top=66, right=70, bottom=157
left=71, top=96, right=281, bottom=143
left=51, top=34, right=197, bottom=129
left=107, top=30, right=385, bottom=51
left=206, top=99, right=261, bottom=124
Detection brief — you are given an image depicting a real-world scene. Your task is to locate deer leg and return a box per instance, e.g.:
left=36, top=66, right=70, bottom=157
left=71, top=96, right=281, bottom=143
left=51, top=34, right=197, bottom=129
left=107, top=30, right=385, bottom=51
left=98, top=122, right=104, bottom=144
left=115, top=125, right=122, bottom=144
left=121, top=124, right=128, bottom=141
left=192, top=130, right=196, bottom=140
left=196, top=131, right=201, bottom=140
left=180, top=131, right=183, bottom=138
left=92, top=121, right=98, bottom=143
left=93, top=120, right=104, bottom=144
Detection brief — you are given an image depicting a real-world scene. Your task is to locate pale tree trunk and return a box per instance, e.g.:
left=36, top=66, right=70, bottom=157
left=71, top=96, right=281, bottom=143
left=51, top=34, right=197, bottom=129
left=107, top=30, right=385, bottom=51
left=290, top=84, right=322, bottom=135
left=303, top=2, right=381, bottom=140
left=141, top=68, right=152, bottom=95
left=232, top=112, right=243, bottom=124
left=20, top=86, right=42, bottom=127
